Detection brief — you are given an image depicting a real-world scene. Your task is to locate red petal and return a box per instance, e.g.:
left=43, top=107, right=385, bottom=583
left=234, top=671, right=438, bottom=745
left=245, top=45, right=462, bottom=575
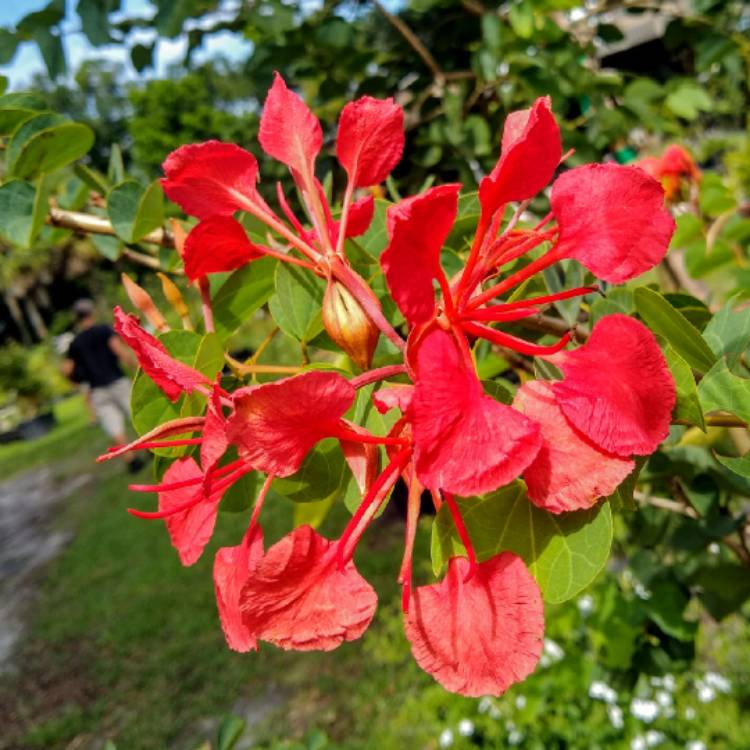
left=344, top=194, right=375, bottom=238
left=201, top=387, right=229, bottom=475
left=513, top=381, right=634, bottom=513
left=411, top=327, right=541, bottom=496
left=336, top=96, right=404, bottom=187
left=405, top=554, right=544, bottom=697
left=259, top=73, right=322, bottom=178
left=114, top=306, right=209, bottom=402
left=214, top=529, right=263, bottom=652
left=479, top=97, right=561, bottom=218
left=551, top=164, right=675, bottom=283
left=373, top=385, right=414, bottom=415
left=183, top=216, right=263, bottom=281
left=161, top=140, right=262, bottom=219
left=548, top=314, right=675, bottom=456
left=381, top=184, right=460, bottom=326
left=159, top=457, right=218, bottom=566
left=226, top=371, right=355, bottom=477
left=240, top=525, right=377, bottom=651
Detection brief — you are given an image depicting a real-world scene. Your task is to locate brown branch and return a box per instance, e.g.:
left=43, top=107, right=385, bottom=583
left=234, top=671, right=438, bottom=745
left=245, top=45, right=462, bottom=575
left=518, top=312, right=590, bottom=342
left=373, top=0, right=444, bottom=82
left=47, top=206, right=175, bottom=249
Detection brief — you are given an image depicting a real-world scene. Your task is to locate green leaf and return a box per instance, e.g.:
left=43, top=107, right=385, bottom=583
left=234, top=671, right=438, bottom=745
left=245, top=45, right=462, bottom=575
left=212, top=257, right=276, bottom=341
left=0, top=178, right=49, bottom=247
left=664, top=346, right=705, bottom=430
left=430, top=482, right=613, bottom=603
left=642, top=580, right=697, bottom=641
left=355, top=198, right=390, bottom=257
left=217, top=715, right=246, bottom=750
left=715, top=451, right=750, bottom=479
left=7, top=113, right=94, bottom=178
left=702, top=296, right=750, bottom=372
left=508, top=1, right=534, bottom=38
left=699, top=172, right=737, bottom=217
left=268, top=262, right=325, bottom=342
left=108, top=143, right=125, bottom=184
left=0, top=92, right=47, bottom=135
left=270, top=439, right=346, bottom=504
left=33, top=27, right=66, bottom=79
left=76, top=0, right=113, bottom=45
left=634, top=286, right=717, bottom=373
left=670, top=213, right=703, bottom=247
left=0, top=29, right=19, bottom=65
left=698, top=360, right=750, bottom=424
left=665, top=82, right=712, bottom=120
left=107, top=179, right=164, bottom=242
left=293, top=495, right=337, bottom=529
left=74, top=162, right=109, bottom=195
left=131, top=43, right=154, bottom=72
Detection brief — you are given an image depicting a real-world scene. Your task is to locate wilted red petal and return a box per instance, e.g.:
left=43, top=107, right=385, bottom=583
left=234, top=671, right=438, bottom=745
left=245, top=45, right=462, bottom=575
left=479, top=97, right=561, bottom=219
left=381, top=184, right=460, bottom=326
left=214, top=528, right=263, bottom=652
left=336, top=96, right=404, bottom=187
left=551, top=163, right=675, bottom=283
left=240, top=525, right=377, bottom=651
left=411, top=327, right=541, bottom=496
left=114, top=306, right=209, bottom=401
left=259, top=73, right=322, bottom=178
left=159, top=457, right=218, bottom=566
left=344, top=194, right=375, bottom=237
left=405, top=554, right=544, bottom=697
left=161, top=141, right=262, bottom=219
left=548, top=314, right=675, bottom=456
left=183, top=217, right=263, bottom=281
left=513, top=381, right=634, bottom=513
left=226, top=371, right=355, bottom=477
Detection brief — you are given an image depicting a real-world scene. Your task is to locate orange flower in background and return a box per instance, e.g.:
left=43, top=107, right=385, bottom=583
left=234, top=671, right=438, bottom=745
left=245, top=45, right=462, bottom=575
left=638, top=144, right=701, bottom=202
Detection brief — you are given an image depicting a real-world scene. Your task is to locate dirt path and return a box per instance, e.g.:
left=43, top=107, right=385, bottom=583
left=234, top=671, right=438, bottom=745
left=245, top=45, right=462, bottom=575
left=0, top=466, right=92, bottom=673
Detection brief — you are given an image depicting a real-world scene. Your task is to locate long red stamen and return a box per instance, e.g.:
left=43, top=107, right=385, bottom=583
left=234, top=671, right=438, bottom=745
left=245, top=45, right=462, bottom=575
left=276, top=181, right=307, bottom=237
left=129, top=458, right=244, bottom=493
left=490, top=228, right=558, bottom=269
left=464, top=321, right=572, bottom=356
left=473, top=285, right=598, bottom=315
left=467, top=245, right=566, bottom=310
left=332, top=423, right=409, bottom=447
left=97, top=416, right=205, bottom=462
left=398, top=471, right=422, bottom=613
left=136, top=438, right=203, bottom=449
left=455, top=212, right=492, bottom=306
left=337, top=447, right=411, bottom=566
left=443, top=491, right=478, bottom=581
left=463, top=307, right=540, bottom=323
left=247, top=473, right=274, bottom=540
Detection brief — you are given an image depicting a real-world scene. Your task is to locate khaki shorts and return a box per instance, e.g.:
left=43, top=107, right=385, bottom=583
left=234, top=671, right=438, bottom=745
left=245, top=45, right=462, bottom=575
left=90, top=377, right=132, bottom=439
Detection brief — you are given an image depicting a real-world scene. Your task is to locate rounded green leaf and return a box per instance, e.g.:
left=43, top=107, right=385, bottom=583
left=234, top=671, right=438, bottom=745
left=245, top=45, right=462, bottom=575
left=7, top=112, right=94, bottom=178
left=0, top=92, right=47, bottom=135
left=107, top=179, right=164, bottom=243
left=431, top=482, right=613, bottom=603
left=0, top=178, right=49, bottom=247
left=268, top=261, right=325, bottom=342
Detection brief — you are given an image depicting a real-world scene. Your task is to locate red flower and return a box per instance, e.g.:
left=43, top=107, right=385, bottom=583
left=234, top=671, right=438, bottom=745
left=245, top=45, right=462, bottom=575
left=405, top=554, right=544, bottom=697
left=639, top=144, right=700, bottom=201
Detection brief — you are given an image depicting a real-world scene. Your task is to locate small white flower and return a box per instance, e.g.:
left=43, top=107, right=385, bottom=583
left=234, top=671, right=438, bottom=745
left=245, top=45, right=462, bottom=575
left=686, top=741, right=707, bottom=750
left=607, top=704, right=624, bottom=730
left=489, top=705, right=502, bottom=720
left=704, top=671, right=731, bottom=693
left=589, top=680, right=618, bottom=704
left=439, top=729, right=454, bottom=748
left=515, top=695, right=527, bottom=710
left=577, top=594, right=594, bottom=615
left=662, top=674, right=676, bottom=692
left=684, top=707, right=696, bottom=720
left=478, top=697, right=492, bottom=714
left=645, top=730, right=665, bottom=747
left=630, top=698, right=660, bottom=722
left=708, top=542, right=720, bottom=555
left=632, top=736, right=647, bottom=750
left=457, top=719, right=474, bottom=737
left=508, top=729, right=524, bottom=746
left=695, top=681, right=716, bottom=703
left=655, top=690, right=673, bottom=709
left=634, top=580, right=652, bottom=600
left=543, top=638, right=564, bottom=662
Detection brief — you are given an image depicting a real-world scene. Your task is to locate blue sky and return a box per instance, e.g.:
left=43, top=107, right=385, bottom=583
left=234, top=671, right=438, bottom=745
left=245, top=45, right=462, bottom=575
left=0, top=0, right=252, bottom=88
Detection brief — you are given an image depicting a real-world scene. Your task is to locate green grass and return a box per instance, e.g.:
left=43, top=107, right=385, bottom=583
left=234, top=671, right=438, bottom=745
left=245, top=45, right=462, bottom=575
left=0, top=395, right=94, bottom=479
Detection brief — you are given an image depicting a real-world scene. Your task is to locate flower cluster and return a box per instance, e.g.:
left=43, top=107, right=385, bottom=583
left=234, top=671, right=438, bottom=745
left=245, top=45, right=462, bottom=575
left=100, top=74, right=676, bottom=697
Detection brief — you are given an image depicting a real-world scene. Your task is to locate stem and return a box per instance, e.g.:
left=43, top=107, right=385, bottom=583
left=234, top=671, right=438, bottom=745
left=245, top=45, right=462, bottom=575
left=350, top=364, right=408, bottom=389
left=198, top=276, right=215, bottom=333
left=398, top=471, right=422, bottom=613
left=335, top=179, right=356, bottom=257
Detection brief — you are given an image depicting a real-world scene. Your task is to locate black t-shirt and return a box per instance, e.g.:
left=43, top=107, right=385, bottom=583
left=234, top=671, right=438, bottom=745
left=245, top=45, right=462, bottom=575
left=67, top=324, right=124, bottom=388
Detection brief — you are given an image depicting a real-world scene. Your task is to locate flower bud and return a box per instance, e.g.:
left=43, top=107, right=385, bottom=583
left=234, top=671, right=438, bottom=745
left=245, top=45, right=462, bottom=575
left=121, top=273, right=169, bottom=333
left=322, top=281, right=379, bottom=370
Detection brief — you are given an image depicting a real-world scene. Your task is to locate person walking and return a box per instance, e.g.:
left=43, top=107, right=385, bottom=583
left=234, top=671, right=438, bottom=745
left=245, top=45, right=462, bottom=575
left=62, top=299, right=144, bottom=473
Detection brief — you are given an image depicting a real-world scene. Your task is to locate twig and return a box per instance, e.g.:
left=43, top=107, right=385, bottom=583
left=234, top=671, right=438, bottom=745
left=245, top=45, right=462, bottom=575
left=47, top=206, right=175, bottom=248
